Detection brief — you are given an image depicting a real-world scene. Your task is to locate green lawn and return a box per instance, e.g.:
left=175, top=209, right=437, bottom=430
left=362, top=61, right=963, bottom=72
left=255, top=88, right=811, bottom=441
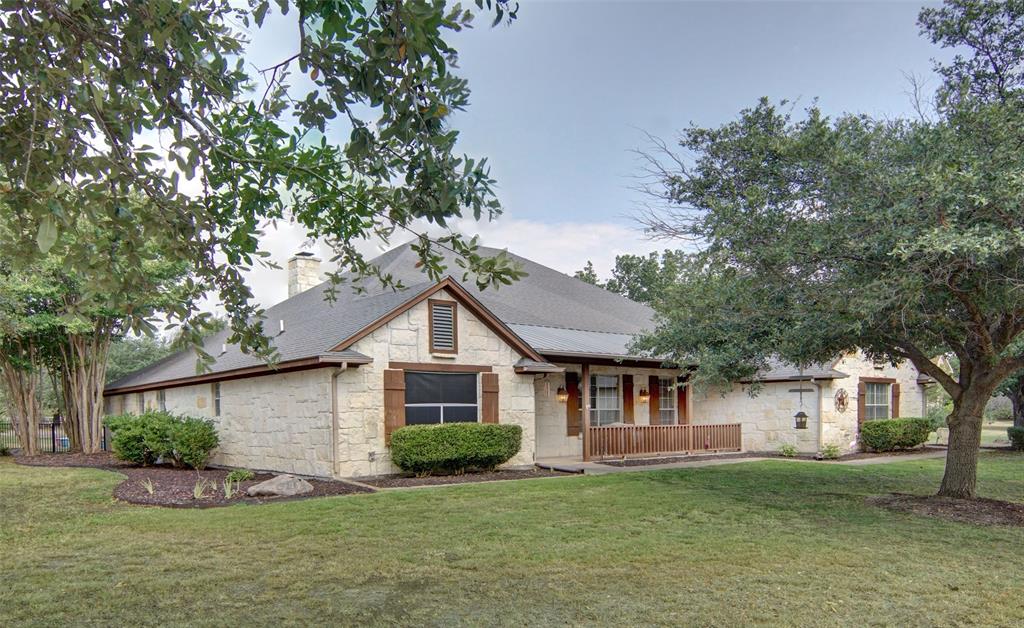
left=930, top=419, right=1015, bottom=446
left=1, top=454, right=1022, bottom=626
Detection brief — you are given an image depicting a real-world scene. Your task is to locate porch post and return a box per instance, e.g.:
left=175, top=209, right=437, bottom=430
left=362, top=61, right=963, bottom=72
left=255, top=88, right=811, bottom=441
left=581, top=362, right=591, bottom=461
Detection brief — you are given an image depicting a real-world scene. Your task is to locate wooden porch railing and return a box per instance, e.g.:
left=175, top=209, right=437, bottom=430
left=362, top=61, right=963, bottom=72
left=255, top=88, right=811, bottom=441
left=585, top=423, right=742, bottom=460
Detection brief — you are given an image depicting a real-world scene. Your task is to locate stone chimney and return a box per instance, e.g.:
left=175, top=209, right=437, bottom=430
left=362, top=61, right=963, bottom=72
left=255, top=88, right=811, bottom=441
left=287, top=252, right=321, bottom=297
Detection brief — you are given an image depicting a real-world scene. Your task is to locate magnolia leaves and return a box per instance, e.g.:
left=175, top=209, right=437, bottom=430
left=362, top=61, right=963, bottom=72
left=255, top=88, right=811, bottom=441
left=35, top=216, right=58, bottom=254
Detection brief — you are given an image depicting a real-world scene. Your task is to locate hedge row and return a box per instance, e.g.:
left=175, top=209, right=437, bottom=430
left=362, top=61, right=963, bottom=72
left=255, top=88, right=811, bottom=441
left=1009, top=427, right=1024, bottom=451
left=104, top=411, right=219, bottom=469
left=860, top=417, right=932, bottom=452
left=390, top=423, right=522, bottom=476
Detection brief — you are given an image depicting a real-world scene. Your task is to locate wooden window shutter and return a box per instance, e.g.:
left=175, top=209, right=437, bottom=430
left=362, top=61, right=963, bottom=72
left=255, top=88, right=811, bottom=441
left=891, top=383, right=900, bottom=418
left=857, top=381, right=866, bottom=427
left=383, top=369, right=406, bottom=445
left=622, top=374, right=634, bottom=424
left=565, top=372, right=581, bottom=436
left=481, top=373, right=499, bottom=423
left=648, top=375, right=661, bottom=425
left=677, top=379, right=689, bottom=425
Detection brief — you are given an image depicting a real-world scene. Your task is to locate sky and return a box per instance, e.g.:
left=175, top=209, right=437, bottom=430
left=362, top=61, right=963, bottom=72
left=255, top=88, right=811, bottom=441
left=239, top=1, right=943, bottom=309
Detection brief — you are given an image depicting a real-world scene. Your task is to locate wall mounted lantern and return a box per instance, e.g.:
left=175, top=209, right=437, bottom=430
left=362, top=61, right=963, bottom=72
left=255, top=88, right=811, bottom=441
left=794, top=411, right=809, bottom=430
left=556, top=386, right=569, bottom=403
left=637, top=388, right=650, bottom=404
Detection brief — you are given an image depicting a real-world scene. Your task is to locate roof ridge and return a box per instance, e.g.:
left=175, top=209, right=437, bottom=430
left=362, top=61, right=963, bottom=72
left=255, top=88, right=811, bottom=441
left=507, top=322, right=639, bottom=336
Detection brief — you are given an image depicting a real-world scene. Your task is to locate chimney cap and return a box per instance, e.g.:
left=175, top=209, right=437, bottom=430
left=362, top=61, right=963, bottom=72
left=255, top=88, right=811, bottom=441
left=290, top=251, right=321, bottom=261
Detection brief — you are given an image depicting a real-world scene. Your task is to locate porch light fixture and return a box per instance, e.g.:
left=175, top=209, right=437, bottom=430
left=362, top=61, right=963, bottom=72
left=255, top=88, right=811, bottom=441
left=794, top=411, right=809, bottom=430
left=555, top=386, right=569, bottom=403
left=637, top=388, right=650, bottom=404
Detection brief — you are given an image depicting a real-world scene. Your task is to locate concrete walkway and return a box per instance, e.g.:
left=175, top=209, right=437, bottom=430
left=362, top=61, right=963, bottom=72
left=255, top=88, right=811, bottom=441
left=536, top=449, right=948, bottom=475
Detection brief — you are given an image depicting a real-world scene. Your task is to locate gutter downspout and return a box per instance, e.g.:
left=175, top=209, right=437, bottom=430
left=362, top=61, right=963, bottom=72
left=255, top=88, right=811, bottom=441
left=809, top=379, right=824, bottom=452
left=330, top=363, right=348, bottom=478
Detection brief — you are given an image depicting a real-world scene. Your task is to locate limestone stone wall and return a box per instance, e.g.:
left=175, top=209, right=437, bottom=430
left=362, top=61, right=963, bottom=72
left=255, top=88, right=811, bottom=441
left=534, top=364, right=685, bottom=459
left=692, top=352, right=928, bottom=454
left=106, top=369, right=334, bottom=477
left=335, top=288, right=537, bottom=477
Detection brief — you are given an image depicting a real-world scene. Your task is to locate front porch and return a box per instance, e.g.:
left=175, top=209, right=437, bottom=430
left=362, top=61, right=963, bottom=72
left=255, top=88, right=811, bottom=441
left=532, top=359, right=743, bottom=462
left=585, top=422, right=742, bottom=460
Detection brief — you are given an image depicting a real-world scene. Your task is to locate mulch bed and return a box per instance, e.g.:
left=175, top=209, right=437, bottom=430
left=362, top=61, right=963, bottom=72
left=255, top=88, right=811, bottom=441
left=868, top=493, right=1024, bottom=527
left=598, top=447, right=941, bottom=467
left=14, top=452, right=374, bottom=508
left=14, top=451, right=134, bottom=469
left=359, top=468, right=573, bottom=488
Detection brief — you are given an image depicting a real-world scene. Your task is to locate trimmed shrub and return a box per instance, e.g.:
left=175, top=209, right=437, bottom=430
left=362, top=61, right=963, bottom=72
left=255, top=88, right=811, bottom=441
left=105, top=411, right=218, bottom=469
left=105, top=411, right=174, bottom=466
left=169, top=417, right=219, bottom=470
left=1008, top=427, right=1024, bottom=451
left=390, top=423, right=522, bottom=476
left=860, top=418, right=933, bottom=452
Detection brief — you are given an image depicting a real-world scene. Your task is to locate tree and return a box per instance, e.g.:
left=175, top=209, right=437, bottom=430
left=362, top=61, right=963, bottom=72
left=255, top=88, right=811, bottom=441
left=605, top=250, right=685, bottom=306
left=573, top=261, right=601, bottom=286
left=0, top=0, right=524, bottom=368
left=574, top=251, right=685, bottom=305
left=105, top=336, right=174, bottom=386
left=996, top=371, right=1024, bottom=428
left=635, top=0, right=1024, bottom=499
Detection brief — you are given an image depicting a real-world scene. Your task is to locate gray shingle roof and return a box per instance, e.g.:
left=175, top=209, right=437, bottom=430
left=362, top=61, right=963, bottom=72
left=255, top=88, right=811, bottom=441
left=365, top=244, right=656, bottom=334
left=750, top=358, right=847, bottom=382
left=107, top=243, right=660, bottom=391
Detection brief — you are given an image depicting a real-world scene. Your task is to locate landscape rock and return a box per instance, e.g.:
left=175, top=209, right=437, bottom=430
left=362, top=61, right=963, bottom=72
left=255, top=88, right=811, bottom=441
left=246, top=474, right=314, bottom=497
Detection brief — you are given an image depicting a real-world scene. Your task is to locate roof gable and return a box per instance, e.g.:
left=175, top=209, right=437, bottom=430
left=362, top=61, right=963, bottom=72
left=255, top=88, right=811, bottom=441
left=329, top=277, right=544, bottom=362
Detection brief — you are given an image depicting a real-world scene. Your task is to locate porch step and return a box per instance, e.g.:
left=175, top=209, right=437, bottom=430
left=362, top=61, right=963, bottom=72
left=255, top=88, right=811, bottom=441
left=534, top=461, right=585, bottom=474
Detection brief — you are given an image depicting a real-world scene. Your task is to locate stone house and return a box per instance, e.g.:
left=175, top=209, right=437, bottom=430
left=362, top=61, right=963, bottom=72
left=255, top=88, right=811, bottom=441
left=104, top=244, right=932, bottom=478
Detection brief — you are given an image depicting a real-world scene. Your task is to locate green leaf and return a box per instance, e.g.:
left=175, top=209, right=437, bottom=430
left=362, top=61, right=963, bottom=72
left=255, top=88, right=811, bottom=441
left=36, top=216, right=59, bottom=253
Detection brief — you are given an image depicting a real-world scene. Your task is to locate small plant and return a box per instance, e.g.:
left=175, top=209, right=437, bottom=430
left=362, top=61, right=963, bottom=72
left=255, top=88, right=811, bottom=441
left=222, top=478, right=238, bottom=500
left=140, top=478, right=155, bottom=496
left=225, top=469, right=255, bottom=483
left=192, top=476, right=212, bottom=500
left=778, top=444, right=798, bottom=458
left=820, top=443, right=842, bottom=460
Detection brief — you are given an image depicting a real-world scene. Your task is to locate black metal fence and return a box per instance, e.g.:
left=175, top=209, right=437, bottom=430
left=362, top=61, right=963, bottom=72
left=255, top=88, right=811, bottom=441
left=0, top=417, right=108, bottom=453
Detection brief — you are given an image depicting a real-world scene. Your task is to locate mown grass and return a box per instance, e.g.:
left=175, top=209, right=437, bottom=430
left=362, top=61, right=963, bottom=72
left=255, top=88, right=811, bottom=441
left=1, top=453, right=1022, bottom=626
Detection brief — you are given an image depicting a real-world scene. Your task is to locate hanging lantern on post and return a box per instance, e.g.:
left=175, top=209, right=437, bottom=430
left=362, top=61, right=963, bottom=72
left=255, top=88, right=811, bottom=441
left=637, top=388, right=650, bottom=404
left=555, top=386, right=569, bottom=403
left=794, top=410, right=808, bottom=430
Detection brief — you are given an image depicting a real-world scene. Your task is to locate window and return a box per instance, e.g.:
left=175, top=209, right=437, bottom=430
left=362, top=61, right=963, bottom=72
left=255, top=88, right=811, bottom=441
left=404, top=371, right=478, bottom=424
left=864, top=382, right=890, bottom=420
left=136, top=392, right=145, bottom=413
left=429, top=300, right=457, bottom=354
left=212, top=383, right=221, bottom=417
left=590, top=375, right=620, bottom=426
left=157, top=389, right=166, bottom=412
left=659, top=378, right=677, bottom=425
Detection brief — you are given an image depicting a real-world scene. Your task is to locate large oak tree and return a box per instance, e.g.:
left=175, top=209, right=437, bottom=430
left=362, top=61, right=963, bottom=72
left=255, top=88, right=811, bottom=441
left=636, top=0, right=1024, bottom=498
left=0, top=0, right=523, bottom=368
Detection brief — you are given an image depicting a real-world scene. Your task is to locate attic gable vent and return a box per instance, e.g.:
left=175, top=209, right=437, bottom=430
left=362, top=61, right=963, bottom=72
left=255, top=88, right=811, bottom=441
left=429, top=299, right=457, bottom=354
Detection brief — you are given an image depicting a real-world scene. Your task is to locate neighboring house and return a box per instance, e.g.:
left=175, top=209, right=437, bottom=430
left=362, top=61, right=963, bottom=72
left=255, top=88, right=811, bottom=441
left=104, top=244, right=932, bottom=478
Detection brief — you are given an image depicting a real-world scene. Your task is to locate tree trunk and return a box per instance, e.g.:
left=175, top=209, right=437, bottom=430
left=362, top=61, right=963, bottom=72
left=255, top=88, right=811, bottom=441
left=1008, top=386, right=1024, bottom=429
left=1, top=357, right=43, bottom=455
left=61, top=330, right=112, bottom=454
left=937, top=387, right=989, bottom=499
